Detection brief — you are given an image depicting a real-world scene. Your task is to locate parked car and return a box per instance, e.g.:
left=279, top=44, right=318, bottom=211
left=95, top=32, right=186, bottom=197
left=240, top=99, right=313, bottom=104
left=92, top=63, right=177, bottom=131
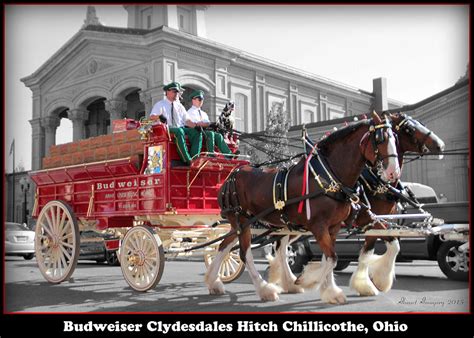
left=5, top=222, right=35, bottom=260
left=281, top=183, right=469, bottom=281
left=79, top=230, right=120, bottom=266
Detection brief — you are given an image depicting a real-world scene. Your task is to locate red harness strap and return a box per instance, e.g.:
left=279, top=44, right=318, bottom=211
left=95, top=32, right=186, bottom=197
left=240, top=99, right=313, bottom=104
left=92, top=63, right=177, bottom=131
left=298, top=142, right=318, bottom=213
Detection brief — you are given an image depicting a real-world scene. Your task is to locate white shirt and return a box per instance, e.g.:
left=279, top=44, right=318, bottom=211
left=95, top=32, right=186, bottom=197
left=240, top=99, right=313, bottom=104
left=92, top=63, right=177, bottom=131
left=150, top=98, right=187, bottom=127
left=186, top=105, right=210, bottom=124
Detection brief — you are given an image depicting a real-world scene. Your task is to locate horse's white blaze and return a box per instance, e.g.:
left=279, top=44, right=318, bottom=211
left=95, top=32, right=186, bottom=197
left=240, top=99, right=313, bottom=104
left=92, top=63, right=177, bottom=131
left=368, top=240, right=400, bottom=292
left=350, top=249, right=379, bottom=296
left=382, top=128, right=401, bottom=182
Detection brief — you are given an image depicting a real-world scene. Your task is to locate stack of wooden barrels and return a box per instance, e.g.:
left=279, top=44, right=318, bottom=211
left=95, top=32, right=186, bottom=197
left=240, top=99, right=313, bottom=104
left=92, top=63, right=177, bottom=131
left=42, top=129, right=144, bottom=169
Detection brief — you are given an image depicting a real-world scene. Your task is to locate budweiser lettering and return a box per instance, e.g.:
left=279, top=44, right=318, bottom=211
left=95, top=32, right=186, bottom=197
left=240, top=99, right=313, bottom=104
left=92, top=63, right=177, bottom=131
left=96, top=178, right=162, bottom=190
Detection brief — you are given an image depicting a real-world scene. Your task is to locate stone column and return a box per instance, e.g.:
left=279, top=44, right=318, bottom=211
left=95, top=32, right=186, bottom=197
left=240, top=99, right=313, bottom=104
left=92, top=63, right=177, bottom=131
left=68, top=108, right=89, bottom=141
left=105, top=99, right=126, bottom=133
left=41, top=116, right=60, bottom=157
left=373, top=77, right=388, bottom=113
left=29, top=118, right=45, bottom=170
left=138, top=90, right=153, bottom=115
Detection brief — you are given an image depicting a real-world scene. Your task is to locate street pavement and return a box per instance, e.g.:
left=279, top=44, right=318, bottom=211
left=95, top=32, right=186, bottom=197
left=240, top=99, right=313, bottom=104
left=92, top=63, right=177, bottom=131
left=4, top=256, right=469, bottom=313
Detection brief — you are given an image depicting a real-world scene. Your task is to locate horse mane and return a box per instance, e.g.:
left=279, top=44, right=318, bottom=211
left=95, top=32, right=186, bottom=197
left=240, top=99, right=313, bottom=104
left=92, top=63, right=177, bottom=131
left=317, top=119, right=371, bottom=155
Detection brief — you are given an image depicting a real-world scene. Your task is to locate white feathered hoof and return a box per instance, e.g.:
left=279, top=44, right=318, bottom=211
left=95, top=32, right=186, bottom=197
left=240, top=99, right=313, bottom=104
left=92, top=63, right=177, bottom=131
left=286, top=282, right=305, bottom=294
left=207, top=278, right=225, bottom=295
left=368, top=241, right=399, bottom=293
left=266, top=253, right=282, bottom=285
left=370, top=270, right=395, bottom=293
left=294, top=262, right=322, bottom=289
left=321, top=286, right=347, bottom=305
left=258, top=282, right=280, bottom=302
left=349, top=270, right=379, bottom=296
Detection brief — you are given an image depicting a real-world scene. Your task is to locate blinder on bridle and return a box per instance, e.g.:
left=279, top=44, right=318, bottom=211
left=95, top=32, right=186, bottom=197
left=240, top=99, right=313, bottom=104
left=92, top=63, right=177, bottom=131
left=370, top=119, right=391, bottom=146
left=375, top=125, right=386, bottom=144
left=394, top=113, right=432, bottom=153
left=364, top=117, right=397, bottom=168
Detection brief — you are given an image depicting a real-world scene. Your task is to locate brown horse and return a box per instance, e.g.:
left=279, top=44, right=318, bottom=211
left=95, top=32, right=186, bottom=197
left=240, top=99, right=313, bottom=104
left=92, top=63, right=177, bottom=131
left=349, top=112, right=445, bottom=296
left=265, top=112, right=445, bottom=298
left=205, top=111, right=400, bottom=304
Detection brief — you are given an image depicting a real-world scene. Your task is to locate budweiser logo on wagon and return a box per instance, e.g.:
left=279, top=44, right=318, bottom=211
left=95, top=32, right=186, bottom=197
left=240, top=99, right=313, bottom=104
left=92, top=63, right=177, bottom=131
left=96, top=177, right=163, bottom=190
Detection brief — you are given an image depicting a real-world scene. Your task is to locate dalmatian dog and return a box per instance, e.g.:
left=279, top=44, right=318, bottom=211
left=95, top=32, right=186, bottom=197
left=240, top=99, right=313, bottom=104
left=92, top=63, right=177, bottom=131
left=210, top=101, right=235, bottom=135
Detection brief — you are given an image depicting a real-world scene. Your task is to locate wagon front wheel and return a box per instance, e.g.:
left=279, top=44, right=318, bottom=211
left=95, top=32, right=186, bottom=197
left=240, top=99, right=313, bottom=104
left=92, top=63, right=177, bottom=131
left=120, top=226, right=165, bottom=292
left=35, top=200, right=80, bottom=284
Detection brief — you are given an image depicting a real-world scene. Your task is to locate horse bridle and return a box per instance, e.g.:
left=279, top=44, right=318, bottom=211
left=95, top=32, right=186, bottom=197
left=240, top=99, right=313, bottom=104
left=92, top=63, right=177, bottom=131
left=364, top=119, right=398, bottom=177
left=394, top=114, right=432, bottom=154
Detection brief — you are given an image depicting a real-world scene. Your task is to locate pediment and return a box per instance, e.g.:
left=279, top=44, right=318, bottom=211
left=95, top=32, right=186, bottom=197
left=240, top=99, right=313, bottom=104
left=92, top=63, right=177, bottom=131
left=48, top=55, right=141, bottom=93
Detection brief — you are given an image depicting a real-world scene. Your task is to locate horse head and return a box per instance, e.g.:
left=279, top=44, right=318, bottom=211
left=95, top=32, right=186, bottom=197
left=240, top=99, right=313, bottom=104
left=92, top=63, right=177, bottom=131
left=389, top=112, right=445, bottom=159
left=360, top=111, right=400, bottom=183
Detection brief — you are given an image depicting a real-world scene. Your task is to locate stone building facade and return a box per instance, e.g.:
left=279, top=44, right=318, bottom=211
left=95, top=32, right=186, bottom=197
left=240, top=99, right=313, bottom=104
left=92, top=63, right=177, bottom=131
left=21, top=5, right=402, bottom=172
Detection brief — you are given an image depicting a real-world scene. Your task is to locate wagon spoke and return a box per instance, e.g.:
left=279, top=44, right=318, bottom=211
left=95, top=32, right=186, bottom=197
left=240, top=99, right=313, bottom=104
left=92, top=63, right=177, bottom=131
left=137, top=234, right=145, bottom=252
left=59, top=245, right=72, bottom=261
left=59, top=252, right=67, bottom=275
left=144, top=260, right=155, bottom=272
left=53, top=256, right=60, bottom=277
left=228, top=256, right=239, bottom=266
left=40, top=220, right=55, bottom=238
left=144, top=240, right=155, bottom=257
left=134, top=268, right=141, bottom=285
left=61, top=232, right=73, bottom=241
left=56, top=206, right=61, bottom=234
left=145, top=256, right=158, bottom=263
left=60, top=220, right=72, bottom=237
left=224, top=261, right=232, bottom=276
left=130, top=233, right=140, bottom=251
left=51, top=206, right=59, bottom=233
left=143, top=237, right=152, bottom=255
left=58, top=209, right=67, bottom=235
left=44, top=211, right=56, bottom=235
left=61, top=242, right=75, bottom=250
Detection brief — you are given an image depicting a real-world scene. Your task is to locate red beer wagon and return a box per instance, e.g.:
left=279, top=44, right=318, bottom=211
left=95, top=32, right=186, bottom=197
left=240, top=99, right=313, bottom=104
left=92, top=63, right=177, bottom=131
left=29, top=119, right=248, bottom=291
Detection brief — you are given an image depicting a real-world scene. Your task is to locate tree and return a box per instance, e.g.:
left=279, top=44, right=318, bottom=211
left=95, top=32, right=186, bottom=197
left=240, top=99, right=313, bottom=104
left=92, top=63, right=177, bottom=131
left=245, top=102, right=293, bottom=167
left=15, top=159, right=25, bottom=172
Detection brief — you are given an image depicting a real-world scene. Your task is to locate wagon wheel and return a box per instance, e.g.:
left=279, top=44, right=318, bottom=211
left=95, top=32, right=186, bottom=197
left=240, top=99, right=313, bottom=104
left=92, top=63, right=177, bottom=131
left=120, top=225, right=165, bottom=292
left=35, top=200, right=80, bottom=284
left=204, top=247, right=245, bottom=283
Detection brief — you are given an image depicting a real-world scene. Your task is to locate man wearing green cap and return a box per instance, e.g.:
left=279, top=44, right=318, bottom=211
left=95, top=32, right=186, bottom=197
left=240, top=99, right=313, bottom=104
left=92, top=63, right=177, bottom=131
left=150, top=81, right=201, bottom=165
left=185, top=89, right=234, bottom=158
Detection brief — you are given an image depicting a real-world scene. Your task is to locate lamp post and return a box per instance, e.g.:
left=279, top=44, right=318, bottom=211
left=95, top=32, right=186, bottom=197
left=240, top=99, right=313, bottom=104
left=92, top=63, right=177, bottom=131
left=20, top=177, right=30, bottom=226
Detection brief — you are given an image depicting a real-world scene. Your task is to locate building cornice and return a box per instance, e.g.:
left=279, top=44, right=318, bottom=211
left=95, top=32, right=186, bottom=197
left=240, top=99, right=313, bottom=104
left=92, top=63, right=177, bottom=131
left=157, top=26, right=376, bottom=100
left=21, top=22, right=410, bottom=106
left=384, top=78, right=469, bottom=114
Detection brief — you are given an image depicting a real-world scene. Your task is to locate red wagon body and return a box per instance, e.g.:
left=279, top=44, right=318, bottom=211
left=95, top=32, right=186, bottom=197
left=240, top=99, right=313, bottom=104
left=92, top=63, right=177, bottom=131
left=31, top=123, right=246, bottom=227
left=29, top=121, right=249, bottom=289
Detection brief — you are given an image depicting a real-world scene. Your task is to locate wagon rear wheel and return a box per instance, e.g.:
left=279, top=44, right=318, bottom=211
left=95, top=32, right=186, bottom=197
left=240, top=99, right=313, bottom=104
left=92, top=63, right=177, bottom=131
left=204, top=248, right=244, bottom=283
left=35, top=200, right=80, bottom=284
left=120, top=226, right=165, bottom=292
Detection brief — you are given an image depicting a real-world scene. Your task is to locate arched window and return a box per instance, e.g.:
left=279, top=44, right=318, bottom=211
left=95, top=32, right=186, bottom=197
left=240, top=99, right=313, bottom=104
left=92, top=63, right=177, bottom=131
left=55, top=108, right=72, bottom=145
left=234, top=93, right=247, bottom=132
